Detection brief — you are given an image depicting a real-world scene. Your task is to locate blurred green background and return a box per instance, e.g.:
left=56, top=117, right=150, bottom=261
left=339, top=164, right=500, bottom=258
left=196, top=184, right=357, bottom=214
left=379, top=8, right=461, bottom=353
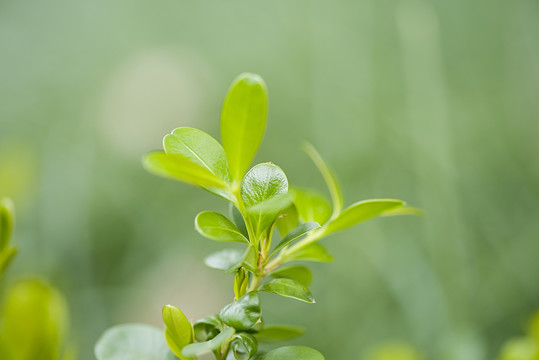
left=1, top=0, right=538, bottom=359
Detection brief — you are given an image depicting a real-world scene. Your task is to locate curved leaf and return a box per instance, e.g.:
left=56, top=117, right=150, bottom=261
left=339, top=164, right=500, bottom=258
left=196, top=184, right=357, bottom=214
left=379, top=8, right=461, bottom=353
left=325, top=199, right=404, bottom=234
left=181, top=327, right=235, bottom=358
left=271, top=222, right=320, bottom=256
left=268, top=266, right=312, bottom=286
left=291, top=188, right=331, bottom=225
left=230, top=203, right=249, bottom=238
left=261, top=278, right=314, bottom=303
left=381, top=206, right=424, bottom=217
left=286, top=243, right=333, bottom=263
left=221, top=73, right=268, bottom=182
left=204, top=249, right=244, bottom=271
left=219, top=292, right=261, bottom=331
left=195, top=211, right=249, bottom=244
left=254, top=325, right=304, bottom=342
left=262, top=346, right=325, bottom=360
left=234, top=268, right=249, bottom=300
left=302, top=143, right=343, bottom=217
left=230, top=333, right=258, bottom=360
left=193, top=316, right=223, bottom=342
left=95, top=324, right=176, bottom=360
left=162, top=305, right=193, bottom=360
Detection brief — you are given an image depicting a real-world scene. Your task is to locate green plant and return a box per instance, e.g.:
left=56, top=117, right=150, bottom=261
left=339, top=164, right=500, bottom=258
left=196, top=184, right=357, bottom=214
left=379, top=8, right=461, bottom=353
left=95, top=73, right=420, bottom=359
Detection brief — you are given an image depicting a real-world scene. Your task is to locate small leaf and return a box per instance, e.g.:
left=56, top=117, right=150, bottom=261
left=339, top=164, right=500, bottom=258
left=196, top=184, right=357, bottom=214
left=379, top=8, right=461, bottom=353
left=195, top=211, right=249, bottom=244
left=325, top=199, right=404, bottom=235
left=193, top=316, right=223, bottom=342
left=262, top=346, right=325, bottom=360
left=261, top=279, right=314, bottom=303
left=234, top=268, right=249, bottom=300
left=269, top=266, right=312, bottom=286
left=221, top=73, right=268, bottom=182
left=162, top=305, right=193, bottom=360
left=230, top=333, right=258, bottom=360
left=254, top=325, right=304, bottom=342
left=271, top=222, right=320, bottom=257
left=204, top=249, right=244, bottom=271
left=0, top=198, right=14, bottom=251
left=241, top=245, right=258, bottom=273
left=181, top=327, right=235, bottom=358
left=164, top=127, right=231, bottom=184
left=219, top=292, right=261, bottom=331
left=302, top=143, right=343, bottom=217
left=286, top=243, right=333, bottom=263
left=230, top=203, right=249, bottom=238
left=291, top=188, right=331, bottom=225
left=275, top=204, right=299, bottom=238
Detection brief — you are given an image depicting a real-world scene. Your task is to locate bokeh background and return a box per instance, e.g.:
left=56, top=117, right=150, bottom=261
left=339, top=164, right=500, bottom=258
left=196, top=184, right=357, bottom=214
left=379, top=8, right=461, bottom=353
left=1, top=0, right=539, bottom=359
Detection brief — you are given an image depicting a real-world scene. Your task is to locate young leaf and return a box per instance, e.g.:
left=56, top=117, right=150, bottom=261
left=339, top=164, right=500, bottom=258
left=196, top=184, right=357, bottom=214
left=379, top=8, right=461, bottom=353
left=262, top=346, right=325, bottom=360
left=181, top=327, right=235, bottom=358
left=302, top=142, right=343, bottom=217
left=230, top=333, right=258, bottom=360
left=291, top=188, right=332, bottom=225
left=241, top=245, right=258, bottom=273
left=254, top=325, right=304, bottom=342
left=204, top=249, right=244, bottom=271
left=0, top=198, right=14, bottom=251
left=219, top=291, right=261, bottom=331
left=286, top=243, right=333, bottom=263
left=193, top=316, right=223, bottom=342
left=275, top=203, right=299, bottom=238
left=268, top=266, right=312, bottom=286
left=162, top=305, right=193, bottom=360
left=230, top=203, right=249, bottom=238
left=234, top=268, right=249, bottom=300
left=221, top=73, right=268, bottom=182
left=195, top=211, right=249, bottom=244
left=271, top=222, right=320, bottom=257
left=324, top=199, right=404, bottom=235
left=261, top=278, right=315, bottom=303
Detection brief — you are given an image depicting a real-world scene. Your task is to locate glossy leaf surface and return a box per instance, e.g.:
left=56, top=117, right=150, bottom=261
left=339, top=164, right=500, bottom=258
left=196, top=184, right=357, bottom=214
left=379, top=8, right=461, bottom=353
left=271, top=222, right=320, bottom=256
left=162, top=305, right=193, bottom=360
left=193, top=316, right=223, bottom=342
left=219, top=292, right=261, bottom=330
left=269, top=265, right=312, bottom=286
left=262, top=346, right=325, bottom=360
left=195, top=211, right=249, bottom=243
left=204, top=249, right=243, bottom=271
left=230, top=333, right=258, bottom=360
left=302, top=143, right=343, bottom=217
left=325, top=199, right=404, bottom=234
left=181, top=327, right=235, bottom=358
left=291, top=188, right=332, bottom=225
left=261, top=278, right=315, bottom=303
left=254, top=325, right=304, bottom=342
left=221, top=73, right=268, bottom=182
left=286, top=243, right=333, bottom=263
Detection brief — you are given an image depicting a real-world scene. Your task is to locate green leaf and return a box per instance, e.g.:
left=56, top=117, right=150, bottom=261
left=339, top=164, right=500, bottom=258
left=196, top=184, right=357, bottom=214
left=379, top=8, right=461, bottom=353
left=221, top=73, right=268, bottom=182
left=381, top=206, right=424, bottom=217
left=230, top=203, right=249, bottom=238
left=195, top=211, right=249, bottom=244
left=162, top=305, right=193, bottom=360
left=286, top=243, right=333, bottom=263
left=241, top=244, right=258, bottom=273
left=219, top=292, right=261, bottom=331
left=0, top=280, right=69, bottom=360
left=181, top=327, right=235, bottom=358
left=262, top=346, right=325, bottom=360
left=261, top=279, right=315, bottom=303
left=230, top=333, right=258, bottom=360
left=0, top=198, right=14, bottom=251
left=291, top=188, right=332, bottom=225
left=268, top=266, right=312, bottom=286
left=302, top=142, right=343, bottom=217
left=254, top=325, right=304, bottom=342
left=275, top=203, right=299, bottom=238
left=234, top=268, right=249, bottom=300
left=325, top=199, right=404, bottom=235
left=241, top=163, right=289, bottom=237
left=193, top=316, right=223, bottom=342
left=0, top=246, right=17, bottom=277
left=271, top=222, right=320, bottom=257
left=143, top=151, right=233, bottom=201
left=204, top=249, right=244, bottom=271
left=95, top=324, right=176, bottom=360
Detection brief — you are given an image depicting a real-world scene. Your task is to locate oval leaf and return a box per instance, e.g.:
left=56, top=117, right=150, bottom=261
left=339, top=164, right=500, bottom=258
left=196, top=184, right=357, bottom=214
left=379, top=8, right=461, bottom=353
left=271, top=222, right=320, bottom=257
left=221, top=73, right=268, bottom=182
left=181, top=327, right=235, bottom=358
left=254, top=325, right=304, bottom=342
left=219, top=292, right=261, bottom=331
left=204, top=249, right=244, bottom=271
left=269, top=266, right=312, bottom=286
left=286, top=243, right=333, bottom=263
left=261, top=278, right=314, bottom=303
left=162, top=305, right=193, bottom=360
left=325, top=199, right=404, bottom=235
left=95, top=324, right=176, bottom=360
left=195, top=211, right=249, bottom=244
left=291, top=188, right=332, bottom=225
left=262, top=346, right=325, bottom=360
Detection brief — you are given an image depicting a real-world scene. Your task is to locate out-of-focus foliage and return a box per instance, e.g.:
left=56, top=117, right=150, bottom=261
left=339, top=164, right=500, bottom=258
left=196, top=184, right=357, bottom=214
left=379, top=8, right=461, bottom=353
left=497, top=311, right=539, bottom=360
left=1, top=0, right=538, bottom=359
left=364, top=342, right=423, bottom=360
